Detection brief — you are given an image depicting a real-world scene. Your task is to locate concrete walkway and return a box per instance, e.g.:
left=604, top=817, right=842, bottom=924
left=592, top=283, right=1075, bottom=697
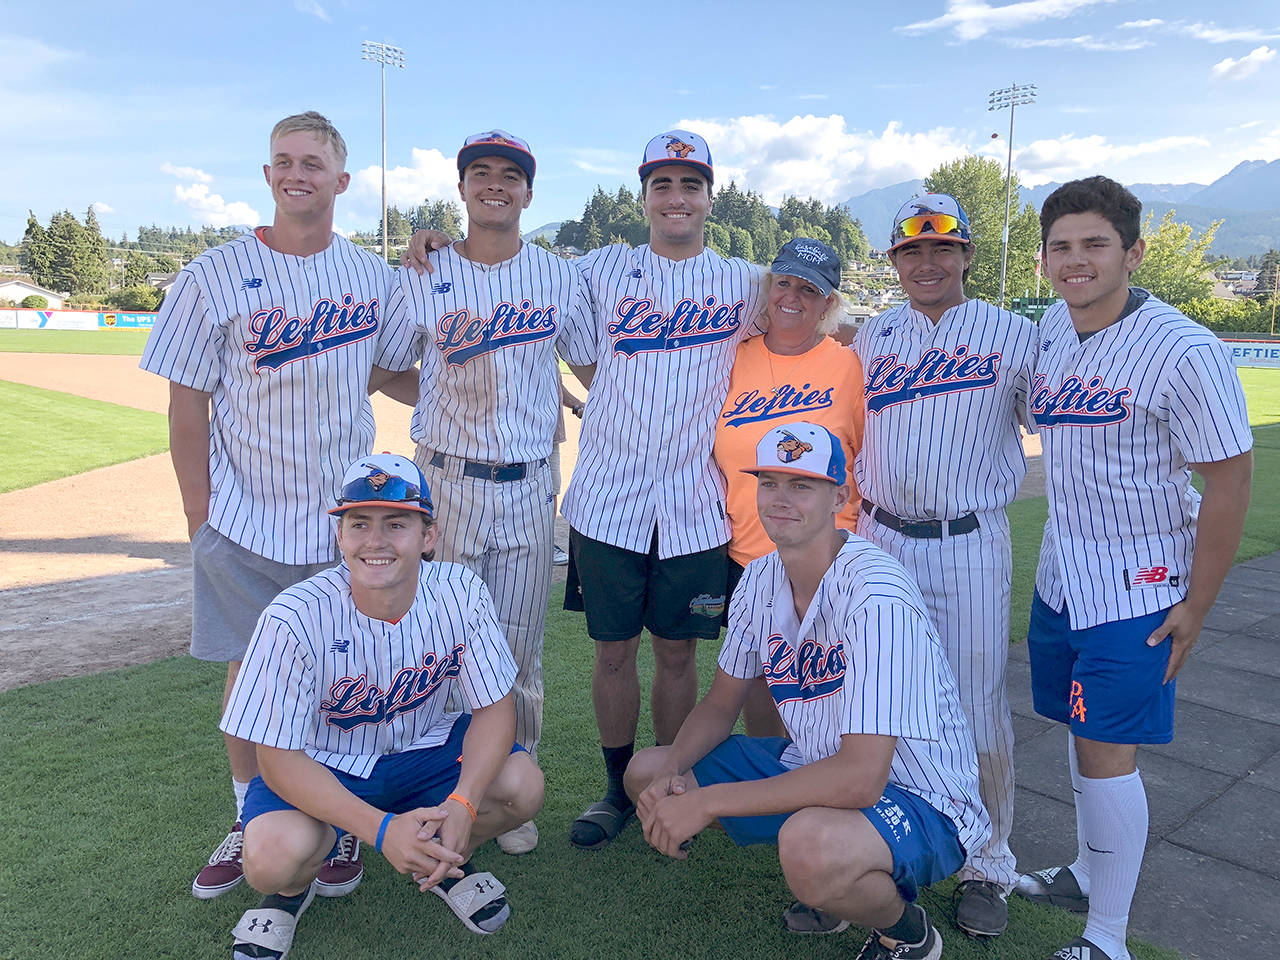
left=1008, top=548, right=1280, bottom=960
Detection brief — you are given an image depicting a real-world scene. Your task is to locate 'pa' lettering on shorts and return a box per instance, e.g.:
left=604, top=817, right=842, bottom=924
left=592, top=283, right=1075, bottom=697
left=1028, top=590, right=1176, bottom=744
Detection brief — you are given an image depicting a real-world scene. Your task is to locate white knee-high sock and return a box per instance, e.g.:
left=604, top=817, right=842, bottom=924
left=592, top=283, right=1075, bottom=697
left=1067, top=736, right=1090, bottom=892
left=1078, top=768, right=1147, bottom=960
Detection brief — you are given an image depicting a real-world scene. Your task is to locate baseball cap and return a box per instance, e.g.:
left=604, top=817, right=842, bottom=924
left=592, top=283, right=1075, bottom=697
left=888, top=193, right=972, bottom=253
left=457, top=129, right=536, bottom=185
left=329, top=453, right=434, bottom=517
left=770, top=237, right=842, bottom=297
left=742, top=422, right=847, bottom=484
left=638, top=129, right=713, bottom=185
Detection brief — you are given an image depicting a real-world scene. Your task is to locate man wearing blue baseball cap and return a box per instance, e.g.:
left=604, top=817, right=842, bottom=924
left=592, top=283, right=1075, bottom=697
left=626, top=422, right=988, bottom=960
left=220, top=453, right=545, bottom=956
left=852, top=193, right=1039, bottom=938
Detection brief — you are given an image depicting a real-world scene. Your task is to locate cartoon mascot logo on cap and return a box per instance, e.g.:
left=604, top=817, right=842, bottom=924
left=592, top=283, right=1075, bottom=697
left=776, top=431, right=813, bottom=463
left=665, top=137, right=696, bottom=158
left=479, top=132, right=512, bottom=145
left=361, top=465, right=392, bottom=490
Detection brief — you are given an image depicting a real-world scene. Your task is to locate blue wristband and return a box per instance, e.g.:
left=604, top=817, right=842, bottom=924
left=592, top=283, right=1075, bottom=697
left=375, top=811, right=394, bottom=854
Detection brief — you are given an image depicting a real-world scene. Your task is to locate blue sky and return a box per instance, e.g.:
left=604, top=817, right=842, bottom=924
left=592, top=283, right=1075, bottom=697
left=4, top=0, right=1279, bottom=246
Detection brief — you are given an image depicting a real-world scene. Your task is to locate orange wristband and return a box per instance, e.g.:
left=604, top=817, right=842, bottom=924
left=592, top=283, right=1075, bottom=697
left=447, top=792, right=477, bottom=822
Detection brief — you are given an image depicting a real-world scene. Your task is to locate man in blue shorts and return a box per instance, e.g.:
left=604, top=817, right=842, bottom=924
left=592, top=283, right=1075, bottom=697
left=1018, top=176, right=1254, bottom=960
left=219, top=454, right=544, bottom=959
left=626, top=423, right=990, bottom=959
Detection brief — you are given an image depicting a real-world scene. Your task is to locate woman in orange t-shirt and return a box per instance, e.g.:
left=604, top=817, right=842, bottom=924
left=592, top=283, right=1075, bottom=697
left=713, top=237, right=865, bottom=736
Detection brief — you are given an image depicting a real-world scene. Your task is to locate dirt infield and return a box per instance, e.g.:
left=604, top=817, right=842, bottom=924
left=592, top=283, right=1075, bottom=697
left=0, top=350, right=1037, bottom=691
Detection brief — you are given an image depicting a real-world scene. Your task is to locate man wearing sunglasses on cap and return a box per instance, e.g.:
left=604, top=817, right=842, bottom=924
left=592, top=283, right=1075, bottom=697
left=220, top=453, right=545, bottom=958
left=851, top=194, right=1037, bottom=939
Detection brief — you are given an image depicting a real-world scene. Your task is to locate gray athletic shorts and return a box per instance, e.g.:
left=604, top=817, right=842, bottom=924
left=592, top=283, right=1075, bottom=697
left=190, top=523, right=337, bottom=663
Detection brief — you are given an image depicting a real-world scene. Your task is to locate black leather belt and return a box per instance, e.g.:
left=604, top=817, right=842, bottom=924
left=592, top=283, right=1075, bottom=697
left=860, top=499, right=979, bottom=539
left=427, top=451, right=545, bottom=483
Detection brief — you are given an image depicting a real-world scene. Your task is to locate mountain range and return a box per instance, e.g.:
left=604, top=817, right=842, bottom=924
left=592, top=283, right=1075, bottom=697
left=841, top=159, right=1280, bottom=258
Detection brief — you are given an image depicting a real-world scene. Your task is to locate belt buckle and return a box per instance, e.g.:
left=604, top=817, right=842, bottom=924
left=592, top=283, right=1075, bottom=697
left=490, top=463, right=504, bottom=482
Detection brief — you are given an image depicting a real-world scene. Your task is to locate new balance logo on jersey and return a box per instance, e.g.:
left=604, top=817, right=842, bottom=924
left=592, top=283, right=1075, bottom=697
left=320, top=644, right=464, bottom=729
left=1124, top=565, right=1179, bottom=590
left=1030, top=374, right=1132, bottom=427
left=863, top=346, right=1001, bottom=413
left=244, top=295, right=380, bottom=371
left=432, top=282, right=452, bottom=294
left=722, top=384, right=835, bottom=427
left=435, top=300, right=558, bottom=366
left=241, top=278, right=263, bottom=290
left=763, top=635, right=846, bottom=704
left=330, top=638, right=350, bottom=653
left=629, top=268, right=644, bottom=279
left=608, top=296, right=745, bottom=356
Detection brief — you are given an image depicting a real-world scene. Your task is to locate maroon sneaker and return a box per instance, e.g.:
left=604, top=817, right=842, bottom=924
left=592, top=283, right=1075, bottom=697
left=191, top=822, right=244, bottom=899
left=315, top=834, right=363, bottom=897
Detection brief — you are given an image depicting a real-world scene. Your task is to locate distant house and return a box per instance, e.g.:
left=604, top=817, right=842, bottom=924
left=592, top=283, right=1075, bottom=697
left=0, top=278, right=64, bottom=308
left=145, top=271, right=180, bottom=294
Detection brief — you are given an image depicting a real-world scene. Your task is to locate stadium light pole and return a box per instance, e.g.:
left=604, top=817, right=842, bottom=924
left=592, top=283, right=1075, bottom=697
left=988, top=82, right=1037, bottom=309
left=361, top=41, right=405, bottom=261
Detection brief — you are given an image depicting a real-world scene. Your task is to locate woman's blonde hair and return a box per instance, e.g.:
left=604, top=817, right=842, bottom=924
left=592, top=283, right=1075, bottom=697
left=761, top=271, right=847, bottom=337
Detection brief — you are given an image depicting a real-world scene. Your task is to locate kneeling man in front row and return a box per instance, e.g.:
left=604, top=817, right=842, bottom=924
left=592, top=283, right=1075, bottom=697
left=221, top=453, right=544, bottom=959
left=626, top=423, right=990, bottom=960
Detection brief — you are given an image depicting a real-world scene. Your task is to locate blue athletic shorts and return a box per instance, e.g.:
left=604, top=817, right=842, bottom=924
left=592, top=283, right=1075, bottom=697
left=691, top=734, right=965, bottom=903
left=1028, top=590, right=1176, bottom=744
left=242, top=714, right=526, bottom=857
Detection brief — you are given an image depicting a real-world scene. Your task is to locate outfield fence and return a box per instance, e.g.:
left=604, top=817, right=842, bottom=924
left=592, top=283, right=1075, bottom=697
left=0, top=308, right=156, bottom=331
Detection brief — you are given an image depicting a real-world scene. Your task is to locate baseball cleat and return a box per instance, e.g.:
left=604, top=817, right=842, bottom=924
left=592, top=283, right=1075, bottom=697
left=1048, top=935, right=1114, bottom=960
left=853, top=924, right=942, bottom=959
left=955, top=878, right=1009, bottom=937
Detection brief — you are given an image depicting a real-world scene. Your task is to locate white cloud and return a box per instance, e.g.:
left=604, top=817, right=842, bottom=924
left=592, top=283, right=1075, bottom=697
left=1237, top=120, right=1265, bottom=129
left=90, top=201, right=113, bottom=214
left=349, top=147, right=458, bottom=212
left=0, top=32, right=77, bottom=71
left=1006, top=34, right=1149, bottom=51
left=173, top=183, right=259, bottom=228
left=1212, top=45, right=1276, bottom=80
left=672, top=115, right=972, bottom=205
left=1009, top=133, right=1212, bottom=184
left=1186, top=22, right=1280, bottom=44
left=1119, top=19, right=1163, bottom=29
left=161, top=162, right=213, bottom=183
left=294, top=0, right=330, bottom=21
left=797, top=93, right=830, bottom=101
left=899, top=0, right=1119, bottom=41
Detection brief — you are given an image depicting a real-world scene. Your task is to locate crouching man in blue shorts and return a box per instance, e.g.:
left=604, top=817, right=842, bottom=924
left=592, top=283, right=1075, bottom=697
left=220, top=454, right=544, bottom=959
left=625, top=423, right=991, bottom=960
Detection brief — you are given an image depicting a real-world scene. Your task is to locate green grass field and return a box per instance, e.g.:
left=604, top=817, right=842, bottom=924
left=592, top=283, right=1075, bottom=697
left=0, top=600, right=1182, bottom=960
left=0, top=327, right=152, bottom=355
left=0, top=381, right=168, bottom=493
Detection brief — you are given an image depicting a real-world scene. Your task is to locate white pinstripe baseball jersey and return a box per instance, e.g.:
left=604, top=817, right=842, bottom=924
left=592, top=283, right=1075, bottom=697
left=1032, top=292, right=1253, bottom=628
left=140, top=230, right=403, bottom=565
left=560, top=242, right=765, bottom=557
left=719, top=534, right=989, bottom=856
left=853, top=299, right=1037, bottom=519
left=220, top=560, right=516, bottom=779
left=380, top=243, right=595, bottom=462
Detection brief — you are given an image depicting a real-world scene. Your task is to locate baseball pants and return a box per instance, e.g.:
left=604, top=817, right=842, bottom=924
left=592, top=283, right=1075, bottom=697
left=418, top=450, right=555, bottom=761
left=860, top=509, right=1018, bottom=890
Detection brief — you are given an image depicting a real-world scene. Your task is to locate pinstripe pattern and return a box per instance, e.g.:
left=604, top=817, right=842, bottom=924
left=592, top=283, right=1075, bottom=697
left=860, top=515, right=1017, bottom=886
left=1032, top=293, right=1254, bottom=628
left=377, top=242, right=593, bottom=760
left=140, top=230, right=401, bottom=565
left=418, top=455, right=554, bottom=758
left=560, top=243, right=765, bottom=558
left=220, top=561, right=516, bottom=779
left=852, top=296, right=1033, bottom=886
left=852, top=299, right=1037, bottom=519
left=718, top=535, right=990, bottom=858
left=380, top=243, right=595, bottom=461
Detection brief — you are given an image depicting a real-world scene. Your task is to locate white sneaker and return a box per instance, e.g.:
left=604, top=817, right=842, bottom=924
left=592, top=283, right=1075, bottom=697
left=495, top=820, right=538, bottom=854
left=553, top=546, right=569, bottom=566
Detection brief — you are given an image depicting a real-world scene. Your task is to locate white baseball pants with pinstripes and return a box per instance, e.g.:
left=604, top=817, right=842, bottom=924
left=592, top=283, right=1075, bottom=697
left=418, top=450, right=555, bottom=762
left=860, top=511, right=1020, bottom=890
